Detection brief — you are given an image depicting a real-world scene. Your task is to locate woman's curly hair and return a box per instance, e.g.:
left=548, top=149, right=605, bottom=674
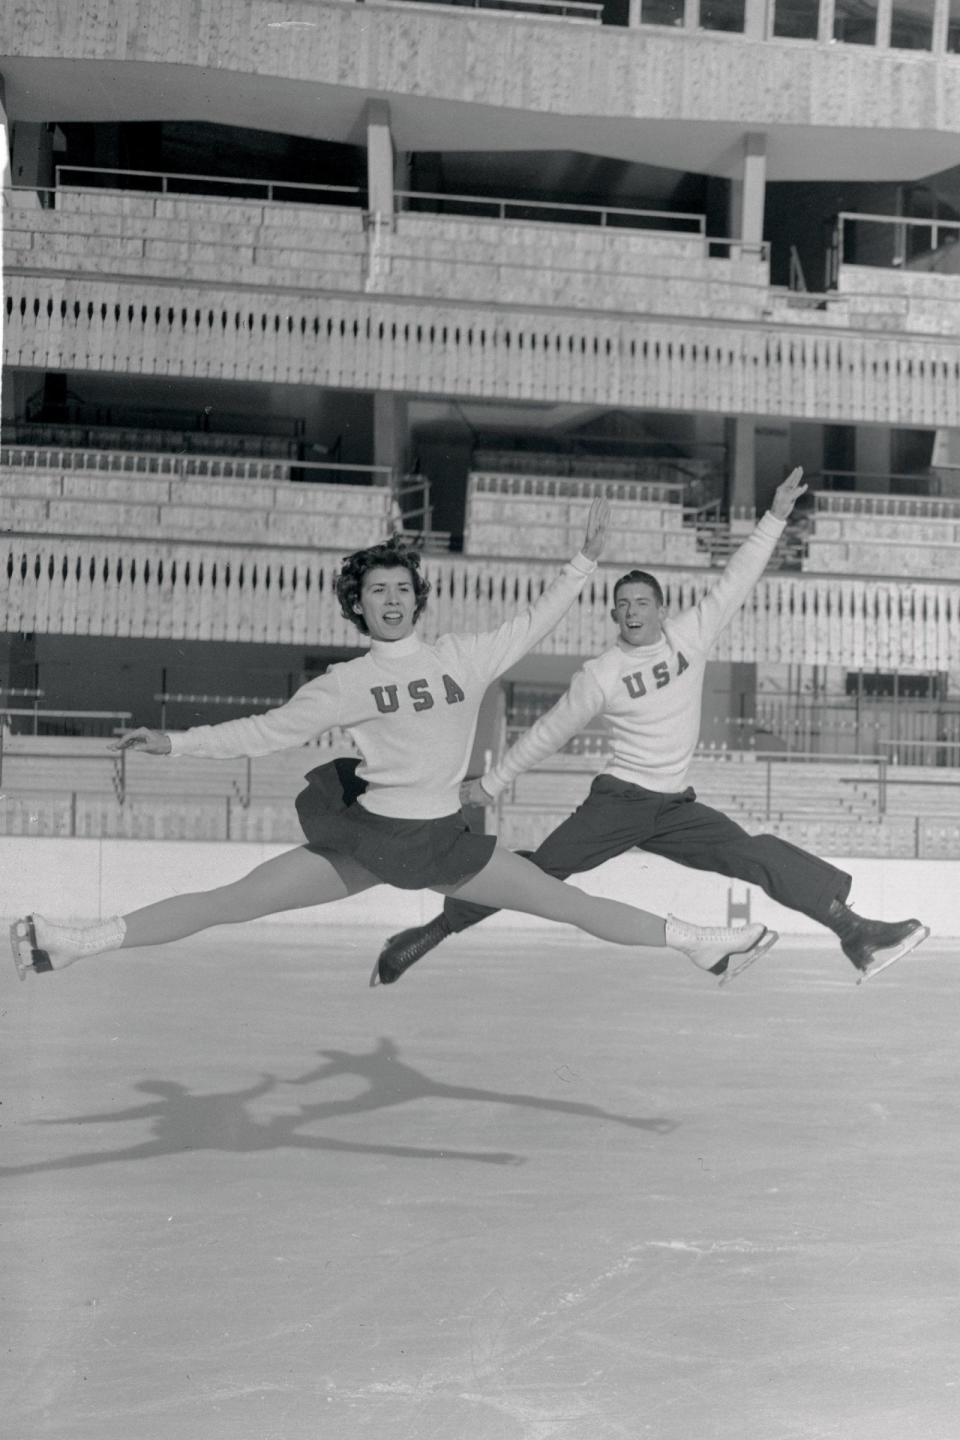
left=335, top=534, right=431, bottom=635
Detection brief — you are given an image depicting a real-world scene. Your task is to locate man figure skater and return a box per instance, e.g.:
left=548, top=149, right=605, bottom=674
left=373, top=467, right=929, bottom=986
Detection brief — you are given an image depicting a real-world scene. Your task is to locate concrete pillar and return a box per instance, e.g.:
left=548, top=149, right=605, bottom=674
left=931, top=429, right=960, bottom=498
left=755, top=421, right=792, bottom=512
left=1, top=373, right=15, bottom=428
left=1, top=80, right=7, bottom=433
left=0, top=75, right=8, bottom=185
left=932, top=0, right=950, bottom=52
left=0, top=78, right=5, bottom=289
left=737, top=133, right=767, bottom=248
left=6, top=632, right=38, bottom=696
left=10, top=119, right=54, bottom=192
left=726, top=416, right=757, bottom=520
left=701, top=661, right=757, bottom=751
left=743, top=0, right=767, bottom=39
left=366, top=100, right=395, bottom=220
left=373, top=391, right=408, bottom=480
left=854, top=427, right=892, bottom=492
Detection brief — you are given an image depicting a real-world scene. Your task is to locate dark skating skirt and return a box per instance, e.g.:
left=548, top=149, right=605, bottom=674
left=295, top=757, right=497, bottom=890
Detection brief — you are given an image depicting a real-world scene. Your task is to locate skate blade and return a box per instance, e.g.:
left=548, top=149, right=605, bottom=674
left=369, top=955, right=384, bottom=989
left=856, top=925, right=930, bottom=984
left=10, top=916, right=45, bottom=982
left=718, top=927, right=779, bottom=987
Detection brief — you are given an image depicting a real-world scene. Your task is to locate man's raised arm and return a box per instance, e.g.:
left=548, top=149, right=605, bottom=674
left=460, top=497, right=610, bottom=681
left=685, top=466, right=807, bottom=648
left=464, top=666, right=606, bottom=806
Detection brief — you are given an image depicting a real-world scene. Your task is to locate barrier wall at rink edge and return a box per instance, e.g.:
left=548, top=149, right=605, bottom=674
left=3, top=839, right=958, bottom=939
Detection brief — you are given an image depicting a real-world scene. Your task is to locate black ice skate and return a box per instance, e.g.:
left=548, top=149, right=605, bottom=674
left=370, top=914, right=453, bottom=987
left=826, top=900, right=930, bottom=983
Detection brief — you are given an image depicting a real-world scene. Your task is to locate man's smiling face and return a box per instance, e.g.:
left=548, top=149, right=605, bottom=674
left=611, top=581, right=667, bottom=647
left=356, top=566, right=418, bottom=642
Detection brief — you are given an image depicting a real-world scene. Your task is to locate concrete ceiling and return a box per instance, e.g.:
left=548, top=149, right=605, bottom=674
left=3, top=56, right=959, bottom=183
left=409, top=400, right=612, bottom=434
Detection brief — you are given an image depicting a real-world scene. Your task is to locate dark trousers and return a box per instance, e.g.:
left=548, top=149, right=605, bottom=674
left=444, top=774, right=852, bottom=933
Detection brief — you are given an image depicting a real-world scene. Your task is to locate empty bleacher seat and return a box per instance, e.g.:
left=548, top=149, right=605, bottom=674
left=491, top=753, right=958, bottom=860
left=0, top=450, right=396, bottom=550
left=803, top=493, right=960, bottom=578
left=463, top=470, right=709, bottom=566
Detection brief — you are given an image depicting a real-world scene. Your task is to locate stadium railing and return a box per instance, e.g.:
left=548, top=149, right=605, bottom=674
left=3, top=739, right=957, bottom=855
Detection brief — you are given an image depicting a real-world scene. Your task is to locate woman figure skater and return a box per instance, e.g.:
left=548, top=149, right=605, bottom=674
left=11, top=500, right=775, bottom=986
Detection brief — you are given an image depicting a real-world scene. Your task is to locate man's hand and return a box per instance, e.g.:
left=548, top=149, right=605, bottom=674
left=459, top=776, right=495, bottom=807
left=110, top=727, right=172, bottom=755
left=770, top=467, right=807, bottom=520
left=580, top=496, right=611, bottom=562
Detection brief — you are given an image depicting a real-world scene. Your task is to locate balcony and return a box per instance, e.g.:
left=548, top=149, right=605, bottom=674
left=0, top=443, right=399, bottom=550
left=5, top=183, right=770, bottom=323
left=3, top=517, right=957, bottom=670
left=8, top=181, right=960, bottom=425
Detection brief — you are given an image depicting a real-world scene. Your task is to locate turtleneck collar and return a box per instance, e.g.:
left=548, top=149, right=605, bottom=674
left=617, top=633, right=670, bottom=658
left=368, top=632, right=423, bottom=661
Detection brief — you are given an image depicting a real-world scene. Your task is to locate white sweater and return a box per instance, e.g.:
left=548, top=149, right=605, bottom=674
left=168, top=553, right=595, bottom=818
left=483, top=512, right=786, bottom=798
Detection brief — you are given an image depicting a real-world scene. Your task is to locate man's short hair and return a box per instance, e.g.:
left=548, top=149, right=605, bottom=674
left=612, top=569, right=665, bottom=608
left=335, top=534, right=431, bottom=634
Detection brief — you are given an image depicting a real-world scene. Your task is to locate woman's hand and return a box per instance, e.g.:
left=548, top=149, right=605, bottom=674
left=459, top=776, right=494, bottom=807
left=580, top=496, right=611, bottom=563
left=110, top=727, right=172, bottom=755
left=770, top=467, right=807, bottom=520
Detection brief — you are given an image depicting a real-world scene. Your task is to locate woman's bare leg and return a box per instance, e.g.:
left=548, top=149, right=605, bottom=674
left=430, top=848, right=774, bottom=978
left=12, top=847, right=380, bottom=976
left=436, top=847, right=667, bottom=947
left=121, top=846, right=378, bottom=948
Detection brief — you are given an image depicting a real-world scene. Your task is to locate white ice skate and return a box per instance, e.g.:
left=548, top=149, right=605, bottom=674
left=665, top=915, right=779, bottom=985
left=10, top=913, right=126, bottom=980
left=10, top=916, right=54, bottom=980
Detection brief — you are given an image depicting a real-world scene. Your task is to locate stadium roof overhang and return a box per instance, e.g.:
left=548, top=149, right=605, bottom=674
left=2, top=56, right=957, bottom=184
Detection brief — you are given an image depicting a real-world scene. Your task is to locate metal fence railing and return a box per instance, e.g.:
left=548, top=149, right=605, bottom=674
left=830, top=210, right=960, bottom=285
left=42, top=168, right=724, bottom=246
left=811, top=481, right=959, bottom=514
left=396, top=187, right=704, bottom=233
left=54, top=166, right=366, bottom=208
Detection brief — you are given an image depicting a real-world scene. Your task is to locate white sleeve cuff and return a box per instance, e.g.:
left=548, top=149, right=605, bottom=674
left=166, top=731, right=196, bottom=757
left=569, top=551, right=598, bottom=575
left=481, top=771, right=508, bottom=799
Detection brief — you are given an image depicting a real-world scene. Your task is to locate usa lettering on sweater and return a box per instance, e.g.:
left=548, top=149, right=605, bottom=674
left=370, top=674, right=467, bottom=713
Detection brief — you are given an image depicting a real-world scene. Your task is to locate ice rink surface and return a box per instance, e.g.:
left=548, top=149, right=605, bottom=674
left=3, top=921, right=958, bottom=1440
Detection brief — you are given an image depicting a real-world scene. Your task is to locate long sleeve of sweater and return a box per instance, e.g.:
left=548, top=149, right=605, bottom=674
left=483, top=665, right=606, bottom=798
left=676, top=511, right=785, bottom=650
left=167, top=669, right=343, bottom=759
left=455, top=552, right=596, bottom=683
